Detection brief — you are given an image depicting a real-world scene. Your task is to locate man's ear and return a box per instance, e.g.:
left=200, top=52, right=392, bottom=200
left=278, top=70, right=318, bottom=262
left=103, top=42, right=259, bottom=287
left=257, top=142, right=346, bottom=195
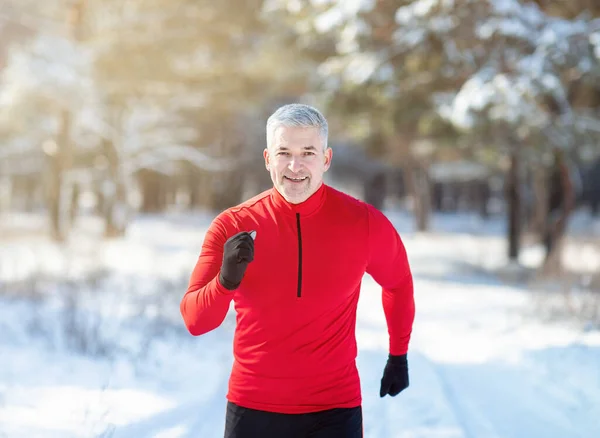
left=263, top=148, right=270, bottom=170
left=323, top=147, right=333, bottom=171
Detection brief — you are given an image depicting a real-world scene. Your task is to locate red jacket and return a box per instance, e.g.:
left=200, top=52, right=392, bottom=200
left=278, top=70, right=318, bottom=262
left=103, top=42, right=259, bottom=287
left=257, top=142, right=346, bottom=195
left=181, top=183, right=415, bottom=414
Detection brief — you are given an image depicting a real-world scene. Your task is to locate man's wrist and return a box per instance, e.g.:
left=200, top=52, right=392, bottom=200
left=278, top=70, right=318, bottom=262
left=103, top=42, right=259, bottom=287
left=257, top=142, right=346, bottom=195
left=218, top=272, right=240, bottom=291
left=388, top=353, right=407, bottom=366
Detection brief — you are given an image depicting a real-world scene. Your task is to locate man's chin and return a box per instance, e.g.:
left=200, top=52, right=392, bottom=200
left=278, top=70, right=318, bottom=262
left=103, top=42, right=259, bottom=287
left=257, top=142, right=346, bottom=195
left=279, top=185, right=311, bottom=204
left=286, top=196, right=309, bottom=205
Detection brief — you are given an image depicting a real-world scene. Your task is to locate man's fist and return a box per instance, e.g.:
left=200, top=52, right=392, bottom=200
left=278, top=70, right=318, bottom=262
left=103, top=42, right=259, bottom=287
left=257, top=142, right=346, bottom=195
left=219, top=231, right=256, bottom=290
left=379, top=353, right=409, bottom=397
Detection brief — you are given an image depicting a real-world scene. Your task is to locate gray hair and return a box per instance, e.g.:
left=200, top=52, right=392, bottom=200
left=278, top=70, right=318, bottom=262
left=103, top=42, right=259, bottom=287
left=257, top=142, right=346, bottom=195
left=266, top=103, right=329, bottom=150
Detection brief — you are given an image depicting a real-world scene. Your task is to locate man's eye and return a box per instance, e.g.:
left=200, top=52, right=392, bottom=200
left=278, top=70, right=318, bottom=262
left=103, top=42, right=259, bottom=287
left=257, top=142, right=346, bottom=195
left=304, top=152, right=315, bottom=156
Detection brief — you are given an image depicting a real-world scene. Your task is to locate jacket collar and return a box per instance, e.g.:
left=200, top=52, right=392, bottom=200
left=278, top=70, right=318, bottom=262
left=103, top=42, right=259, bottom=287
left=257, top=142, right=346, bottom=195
left=270, top=183, right=327, bottom=216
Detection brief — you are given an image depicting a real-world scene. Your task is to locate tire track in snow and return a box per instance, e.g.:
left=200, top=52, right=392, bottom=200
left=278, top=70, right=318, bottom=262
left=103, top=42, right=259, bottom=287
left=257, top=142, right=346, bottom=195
left=428, top=360, right=502, bottom=438
left=359, top=350, right=472, bottom=438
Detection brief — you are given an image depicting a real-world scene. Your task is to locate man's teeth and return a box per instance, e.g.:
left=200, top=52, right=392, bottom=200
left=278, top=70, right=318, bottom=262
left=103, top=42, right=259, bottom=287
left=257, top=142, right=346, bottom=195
left=286, top=176, right=307, bottom=181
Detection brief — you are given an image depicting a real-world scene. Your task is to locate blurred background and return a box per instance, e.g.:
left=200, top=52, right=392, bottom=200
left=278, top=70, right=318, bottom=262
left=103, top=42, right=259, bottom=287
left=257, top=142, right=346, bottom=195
left=1, top=0, right=600, bottom=264
left=1, top=1, right=600, bottom=437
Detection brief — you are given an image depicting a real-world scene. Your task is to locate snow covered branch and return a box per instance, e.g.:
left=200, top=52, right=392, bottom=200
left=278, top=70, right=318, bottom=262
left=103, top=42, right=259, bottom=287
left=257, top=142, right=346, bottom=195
left=0, top=35, right=96, bottom=112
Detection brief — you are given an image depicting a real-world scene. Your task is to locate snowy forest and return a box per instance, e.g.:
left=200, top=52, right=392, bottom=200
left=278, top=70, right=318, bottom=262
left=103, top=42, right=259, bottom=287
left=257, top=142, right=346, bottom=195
left=2, top=0, right=600, bottom=258
left=1, top=1, right=600, bottom=437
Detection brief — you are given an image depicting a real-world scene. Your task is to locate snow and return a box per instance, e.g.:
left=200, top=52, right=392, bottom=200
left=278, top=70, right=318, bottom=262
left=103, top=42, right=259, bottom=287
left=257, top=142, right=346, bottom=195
left=385, top=0, right=600, bottom=134
left=428, top=161, right=489, bottom=182
left=476, top=18, right=533, bottom=41
left=393, top=28, right=427, bottom=48
left=396, top=0, right=435, bottom=25
left=1, top=208, right=600, bottom=438
left=311, top=0, right=375, bottom=16
left=0, top=34, right=95, bottom=110
left=592, top=32, right=600, bottom=59
left=312, top=0, right=374, bottom=34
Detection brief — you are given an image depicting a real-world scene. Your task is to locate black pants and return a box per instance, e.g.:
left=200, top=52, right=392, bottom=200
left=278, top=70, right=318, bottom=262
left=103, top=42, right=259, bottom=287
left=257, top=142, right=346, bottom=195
left=224, top=401, right=363, bottom=438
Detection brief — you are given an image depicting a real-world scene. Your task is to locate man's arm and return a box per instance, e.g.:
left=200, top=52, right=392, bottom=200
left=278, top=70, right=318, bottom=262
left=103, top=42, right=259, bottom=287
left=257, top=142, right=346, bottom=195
left=365, top=205, right=415, bottom=355
left=180, top=216, right=235, bottom=336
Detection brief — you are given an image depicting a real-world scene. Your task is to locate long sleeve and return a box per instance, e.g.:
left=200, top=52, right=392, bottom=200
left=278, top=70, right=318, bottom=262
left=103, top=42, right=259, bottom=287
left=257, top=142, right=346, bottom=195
left=365, top=205, right=415, bottom=355
left=180, top=215, right=235, bottom=336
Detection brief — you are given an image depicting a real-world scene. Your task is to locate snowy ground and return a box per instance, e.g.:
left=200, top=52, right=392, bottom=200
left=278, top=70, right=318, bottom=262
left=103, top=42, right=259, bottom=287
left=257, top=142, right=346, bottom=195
left=1, top=209, right=600, bottom=438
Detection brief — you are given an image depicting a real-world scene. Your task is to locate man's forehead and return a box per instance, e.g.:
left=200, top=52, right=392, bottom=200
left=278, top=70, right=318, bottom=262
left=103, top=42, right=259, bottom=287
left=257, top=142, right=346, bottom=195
left=272, top=126, right=323, bottom=148
left=274, top=125, right=320, bottom=138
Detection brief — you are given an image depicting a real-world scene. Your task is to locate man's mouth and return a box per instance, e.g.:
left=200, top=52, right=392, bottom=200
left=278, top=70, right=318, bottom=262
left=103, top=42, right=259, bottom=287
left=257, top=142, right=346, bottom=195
left=284, top=176, right=308, bottom=182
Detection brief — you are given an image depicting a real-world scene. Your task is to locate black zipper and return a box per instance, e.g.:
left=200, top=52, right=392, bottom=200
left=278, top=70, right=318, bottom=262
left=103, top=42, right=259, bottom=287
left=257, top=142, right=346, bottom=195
left=296, top=212, right=302, bottom=298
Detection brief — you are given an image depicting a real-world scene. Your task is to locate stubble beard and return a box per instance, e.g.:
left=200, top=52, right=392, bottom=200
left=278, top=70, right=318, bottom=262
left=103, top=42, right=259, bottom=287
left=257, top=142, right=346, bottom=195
left=280, top=176, right=312, bottom=204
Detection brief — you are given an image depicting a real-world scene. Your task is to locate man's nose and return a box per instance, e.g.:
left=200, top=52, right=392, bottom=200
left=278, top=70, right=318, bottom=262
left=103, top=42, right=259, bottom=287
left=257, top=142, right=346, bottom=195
left=288, top=158, right=303, bottom=173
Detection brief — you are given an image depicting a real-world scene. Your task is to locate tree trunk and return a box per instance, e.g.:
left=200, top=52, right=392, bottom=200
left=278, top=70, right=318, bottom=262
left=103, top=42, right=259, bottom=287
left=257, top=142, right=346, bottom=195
left=69, top=183, right=80, bottom=227
left=388, top=132, right=430, bottom=231
left=477, top=181, right=491, bottom=219
left=102, top=138, right=128, bottom=238
left=164, top=177, right=176, bottom=209
left=405, top=163, right=431, bottom=232
left=530, top=166, right=548, bottom=236
left=24, top=177, right=37, bottom=212
left=46, top=109, right=73, bottom=242
left=192, top=171, right=213, bottom=209
left=47, top=152, right=63, bottom=240
left=94, top=183, right=105, bottom=216
left=505, top=150, right=522, bottom=261
left=364, top=172, right=387, bottom=210
left=212, top=170, right=243, bottom=211
left=46, top=0, right=86, bottom=241
left=210, top=128, right=244, bottom=211
left=0, top=176, right=11, bottom=213
left=139, top=169, right=162, bottom=213
left=103, top=181, right=128, bottom=238
left=541, top=150, right=575, bottom=275
left=187, top=170, right=202, bottom=209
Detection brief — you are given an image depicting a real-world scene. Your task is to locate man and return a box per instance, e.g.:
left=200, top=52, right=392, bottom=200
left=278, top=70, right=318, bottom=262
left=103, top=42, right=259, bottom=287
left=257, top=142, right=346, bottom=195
left=181, top=103, right=415, bottom=438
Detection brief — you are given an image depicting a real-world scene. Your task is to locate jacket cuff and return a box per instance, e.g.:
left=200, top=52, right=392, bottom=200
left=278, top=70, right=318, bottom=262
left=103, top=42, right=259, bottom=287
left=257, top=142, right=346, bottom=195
left=388, top=353, right=408, bottom=366
left=218, top=272, right=240, bottom=291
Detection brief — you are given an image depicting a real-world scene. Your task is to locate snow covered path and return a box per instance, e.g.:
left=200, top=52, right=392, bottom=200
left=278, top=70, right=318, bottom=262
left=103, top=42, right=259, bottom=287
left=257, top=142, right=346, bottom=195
left=357, top=271, right=600, bottom=438
left=1, top=212, right=599, bottom=437
left=375, top=231, right=600, bottom=438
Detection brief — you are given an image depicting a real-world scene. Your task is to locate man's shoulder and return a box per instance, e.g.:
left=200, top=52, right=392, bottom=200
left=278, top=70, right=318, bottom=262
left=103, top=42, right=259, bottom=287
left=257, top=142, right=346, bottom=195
left=209, top=189, right=272, bottom=230
left=325, top=185, right=393, bottom=225
left=215, top=189, right=272, bottom=220
left=325, top=185, right=371, bottom=212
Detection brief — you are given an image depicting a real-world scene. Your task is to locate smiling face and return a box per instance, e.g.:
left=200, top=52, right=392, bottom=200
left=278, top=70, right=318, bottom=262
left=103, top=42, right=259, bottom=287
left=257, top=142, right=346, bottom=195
left=264, top=125, right=332, bottom=204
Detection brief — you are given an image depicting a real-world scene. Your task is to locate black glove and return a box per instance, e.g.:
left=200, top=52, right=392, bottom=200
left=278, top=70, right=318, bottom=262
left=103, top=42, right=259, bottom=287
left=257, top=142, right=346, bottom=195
left=379, top=353, right=409, bottom=397
left=218, top=231, right=255, bottom=290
